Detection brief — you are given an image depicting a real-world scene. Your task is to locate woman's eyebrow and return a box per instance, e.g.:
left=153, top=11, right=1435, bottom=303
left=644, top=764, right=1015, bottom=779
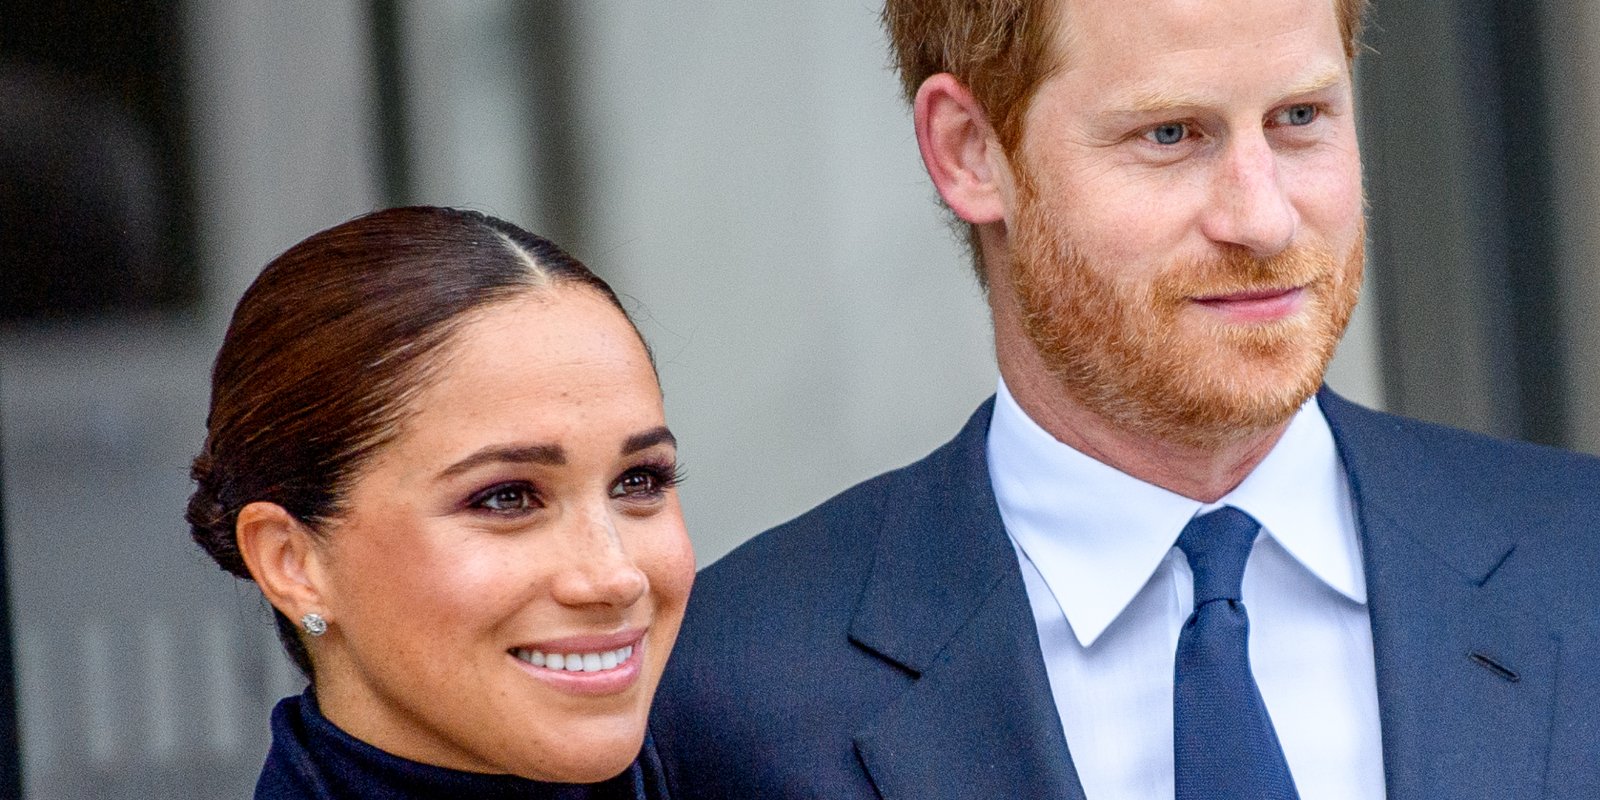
left=622, top=427, right=676, bottom=455
left=435, top=428, right=673, bottom=479
left=437, top=443, right=566, bottom=479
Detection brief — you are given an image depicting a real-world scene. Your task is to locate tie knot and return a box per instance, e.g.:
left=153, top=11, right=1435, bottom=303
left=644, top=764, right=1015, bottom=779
left=1176, top=506, right=1261, bottom=604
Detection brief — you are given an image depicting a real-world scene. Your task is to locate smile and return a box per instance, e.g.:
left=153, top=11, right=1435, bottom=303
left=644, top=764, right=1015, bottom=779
left=512, top=644, right=635, bottom=673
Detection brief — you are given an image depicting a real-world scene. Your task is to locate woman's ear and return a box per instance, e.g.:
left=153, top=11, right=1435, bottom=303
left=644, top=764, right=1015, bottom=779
left=235, top=501, right=328, bottom=625
left=913, top=73, right=1011, bottom=225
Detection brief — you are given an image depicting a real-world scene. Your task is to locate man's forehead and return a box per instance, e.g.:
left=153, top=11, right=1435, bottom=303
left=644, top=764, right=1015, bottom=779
left=1039, top=0, right=1349, bottom=105
left=1047, top=0, right=1345, bottom=71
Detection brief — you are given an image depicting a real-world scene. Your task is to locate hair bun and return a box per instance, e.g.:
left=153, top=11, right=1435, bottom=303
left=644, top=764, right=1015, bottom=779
left=186, top=446, right=252, bottom=580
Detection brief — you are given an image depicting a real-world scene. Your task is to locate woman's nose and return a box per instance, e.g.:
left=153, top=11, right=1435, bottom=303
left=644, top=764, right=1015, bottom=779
left=549, top=508, right=649, bottom=608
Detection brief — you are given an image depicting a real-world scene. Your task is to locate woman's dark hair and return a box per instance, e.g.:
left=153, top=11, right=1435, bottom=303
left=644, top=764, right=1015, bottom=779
left=186, top=206, right=638, bottom=677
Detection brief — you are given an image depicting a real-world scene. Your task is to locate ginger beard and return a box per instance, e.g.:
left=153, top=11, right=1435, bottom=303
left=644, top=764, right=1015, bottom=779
left=1008, top=174, right=1365, bottom=450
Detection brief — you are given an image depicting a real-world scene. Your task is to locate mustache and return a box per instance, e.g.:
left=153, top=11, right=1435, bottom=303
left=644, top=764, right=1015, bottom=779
left=1152, top=244, right=1336, bottom=302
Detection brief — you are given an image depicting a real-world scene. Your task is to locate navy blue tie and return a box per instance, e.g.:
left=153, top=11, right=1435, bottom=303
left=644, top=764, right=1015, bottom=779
left=1173, top=507, right=1299, bottom=800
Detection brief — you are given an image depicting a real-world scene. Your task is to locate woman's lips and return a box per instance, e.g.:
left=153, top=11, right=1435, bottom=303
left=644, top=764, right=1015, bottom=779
left=1191, top=286, right=1306, bottom=322
left=507, top=630, right=647, bottom=695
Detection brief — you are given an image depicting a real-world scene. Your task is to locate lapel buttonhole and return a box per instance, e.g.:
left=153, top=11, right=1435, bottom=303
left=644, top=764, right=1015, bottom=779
left=1469, top=650, right=1521, bottom=682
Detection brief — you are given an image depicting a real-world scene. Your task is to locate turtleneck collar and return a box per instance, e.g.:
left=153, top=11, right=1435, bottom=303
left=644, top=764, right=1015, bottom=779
left=255, top=690, right=664, bottom=800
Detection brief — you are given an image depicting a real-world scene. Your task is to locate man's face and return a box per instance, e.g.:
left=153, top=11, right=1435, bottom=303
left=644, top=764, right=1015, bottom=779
left=1001, top=0, right=1365, bottom=448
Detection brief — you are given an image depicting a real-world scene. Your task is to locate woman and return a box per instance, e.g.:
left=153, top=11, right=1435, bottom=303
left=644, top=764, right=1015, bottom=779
left=186, top=207, right=693, bottom=798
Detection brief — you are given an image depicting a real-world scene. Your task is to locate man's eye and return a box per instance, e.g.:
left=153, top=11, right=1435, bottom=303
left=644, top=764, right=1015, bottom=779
left=473, top=483, right=538, bottom=513
left=1277, top=104, right=1319, bottom=126
left=1147, top=122, right=1189, bottom=146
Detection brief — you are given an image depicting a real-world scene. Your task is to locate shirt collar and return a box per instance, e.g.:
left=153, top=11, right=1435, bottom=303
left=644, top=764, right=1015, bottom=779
left=987, top=379, right=1364, bottom=649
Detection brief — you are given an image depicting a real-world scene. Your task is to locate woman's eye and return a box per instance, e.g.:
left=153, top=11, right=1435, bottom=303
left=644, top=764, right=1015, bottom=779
left=612, top=471, right=660, bottom=499
left=610, top=464, right=680, bottom=500
left=472, top=483, right=538, bottom=513
left=1146, top=122, right=1189, bottom=146
left=1276, top=104, right=1319, bottom=127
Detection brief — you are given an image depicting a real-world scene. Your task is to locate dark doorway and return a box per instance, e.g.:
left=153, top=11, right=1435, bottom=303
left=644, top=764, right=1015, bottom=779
left=0, top=0, right=197, bottom=323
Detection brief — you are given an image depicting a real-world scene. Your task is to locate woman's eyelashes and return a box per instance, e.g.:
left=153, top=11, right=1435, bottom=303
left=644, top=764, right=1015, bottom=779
left=610, top=459, right=682, bottom=502
left=468, top=481, right=542, bottom=515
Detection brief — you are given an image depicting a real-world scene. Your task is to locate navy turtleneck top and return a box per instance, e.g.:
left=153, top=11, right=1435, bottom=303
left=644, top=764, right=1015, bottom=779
left=255, top=691, right=670, bottom=799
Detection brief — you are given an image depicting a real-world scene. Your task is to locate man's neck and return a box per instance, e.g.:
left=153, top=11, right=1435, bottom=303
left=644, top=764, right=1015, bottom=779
left=997, top=349, right=1292, bottom=504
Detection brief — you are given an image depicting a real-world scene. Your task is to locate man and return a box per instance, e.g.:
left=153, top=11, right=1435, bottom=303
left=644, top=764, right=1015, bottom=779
left=651, top=0, right=1600, bottom=797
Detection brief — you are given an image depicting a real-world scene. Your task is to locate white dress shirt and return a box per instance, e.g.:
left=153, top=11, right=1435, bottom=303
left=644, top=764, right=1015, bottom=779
left=987, top=379, right=1385, bottom=799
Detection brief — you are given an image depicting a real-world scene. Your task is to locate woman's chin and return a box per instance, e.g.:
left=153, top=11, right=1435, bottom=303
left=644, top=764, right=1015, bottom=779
left=506, top=724, right=647, bottom=784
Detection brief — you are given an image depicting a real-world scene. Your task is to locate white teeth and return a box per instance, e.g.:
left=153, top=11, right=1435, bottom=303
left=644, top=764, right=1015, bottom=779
left=514, top=644, right=634, bottom=673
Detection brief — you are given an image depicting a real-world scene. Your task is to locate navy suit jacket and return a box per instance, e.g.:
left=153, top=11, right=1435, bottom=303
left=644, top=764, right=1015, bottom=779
left=652, top=390, right=1600, bottom=798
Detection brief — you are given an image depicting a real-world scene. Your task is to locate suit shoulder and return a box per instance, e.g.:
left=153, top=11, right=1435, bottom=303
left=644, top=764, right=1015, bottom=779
left=688, top=461, right=903, bottom=617
left=653, top=411, right=992, bottom=797
left=1323, top=391, right=1600, bottom=507
left=1323, top=393, right=1600, bottom=615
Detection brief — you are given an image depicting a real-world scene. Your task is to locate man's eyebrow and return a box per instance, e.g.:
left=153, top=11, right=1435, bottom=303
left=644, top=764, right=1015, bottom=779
left=1277, top=67, right=1347, bottom=99
left=1112, top=67, right=1348, bottom=116
left=622, top=426, right=677, bottom=455
left=1116, top=87, right=1212, bottom=116
left=438, top=443, right=566, bottom=479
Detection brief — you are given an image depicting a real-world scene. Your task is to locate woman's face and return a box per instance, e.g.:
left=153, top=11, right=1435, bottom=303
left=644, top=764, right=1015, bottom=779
left=308, top=287, right=694, bottom=782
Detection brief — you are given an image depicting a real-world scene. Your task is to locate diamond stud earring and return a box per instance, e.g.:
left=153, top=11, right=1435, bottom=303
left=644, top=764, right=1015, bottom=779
left=300, top=613, right=328, bottom=637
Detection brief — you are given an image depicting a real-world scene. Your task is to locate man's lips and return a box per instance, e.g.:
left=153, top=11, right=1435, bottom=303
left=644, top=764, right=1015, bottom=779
left=1190, top=286, right=1306, bottom=322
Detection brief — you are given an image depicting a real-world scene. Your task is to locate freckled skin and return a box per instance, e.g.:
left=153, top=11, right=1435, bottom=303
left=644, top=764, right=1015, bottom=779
left=307, top=289, right=695, bottom=782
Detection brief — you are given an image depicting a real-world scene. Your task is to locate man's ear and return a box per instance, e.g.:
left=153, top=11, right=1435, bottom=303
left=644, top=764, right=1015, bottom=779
left=914, top=73, right=1011, bottom=225
left=235, top=501, right=328, bottom=625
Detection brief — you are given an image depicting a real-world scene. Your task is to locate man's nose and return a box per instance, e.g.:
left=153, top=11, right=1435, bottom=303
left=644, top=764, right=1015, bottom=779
left=549, top=507, right=649, bottom=608
left=1199, top=132, right=1299, bottom=256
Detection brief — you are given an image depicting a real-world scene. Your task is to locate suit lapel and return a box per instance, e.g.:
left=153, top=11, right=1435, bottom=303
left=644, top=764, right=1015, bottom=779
left=848, top=401, right=1086, bottom=800
left=1323, top=391, right=1559, bottom=800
